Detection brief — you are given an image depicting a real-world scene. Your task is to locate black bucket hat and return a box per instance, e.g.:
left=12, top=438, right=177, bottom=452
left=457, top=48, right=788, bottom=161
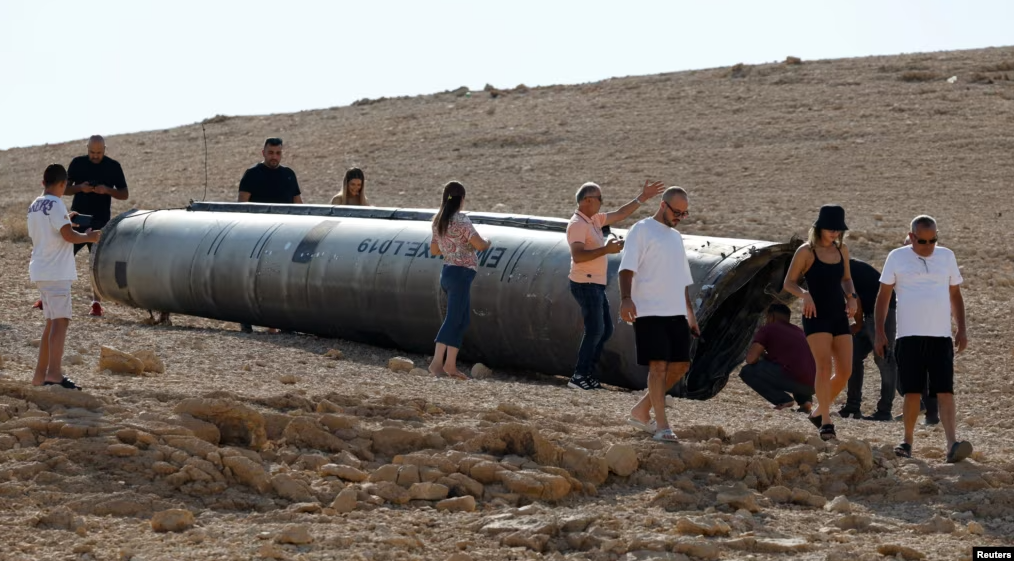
left=813, top=204, right=849, bottom=231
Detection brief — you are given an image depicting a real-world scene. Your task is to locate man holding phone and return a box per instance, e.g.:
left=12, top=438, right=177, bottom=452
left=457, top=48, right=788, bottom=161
left=565, top=180, right=664, bottom=390
left=57, top=135, right=128, bottom=317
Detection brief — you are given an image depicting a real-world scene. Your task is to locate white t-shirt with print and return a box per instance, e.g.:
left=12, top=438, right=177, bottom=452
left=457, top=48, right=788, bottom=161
left=879, top=246, right=962, bottom=339
left=28, top=194, right=76, bottom=282
left=618, top=217, right=694, bottom=317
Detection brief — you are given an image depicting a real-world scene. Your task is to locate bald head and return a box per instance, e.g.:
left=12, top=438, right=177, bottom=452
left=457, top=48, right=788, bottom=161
left=87, top=135, right=106, bottom=164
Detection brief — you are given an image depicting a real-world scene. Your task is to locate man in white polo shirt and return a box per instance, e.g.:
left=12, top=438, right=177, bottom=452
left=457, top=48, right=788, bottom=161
left=620, top=187, right=699, bottom=443
left=874, top=215, right=971, bottom=463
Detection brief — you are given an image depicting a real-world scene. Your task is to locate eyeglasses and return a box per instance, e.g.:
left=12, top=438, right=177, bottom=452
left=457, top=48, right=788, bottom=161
left=664, top=201, right=690, bottom=219
left=915, top=237, right=937, bottom=245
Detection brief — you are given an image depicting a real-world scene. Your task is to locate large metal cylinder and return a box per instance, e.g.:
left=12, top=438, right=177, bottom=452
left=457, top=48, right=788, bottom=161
left=93, top=203, right=797, bottom=399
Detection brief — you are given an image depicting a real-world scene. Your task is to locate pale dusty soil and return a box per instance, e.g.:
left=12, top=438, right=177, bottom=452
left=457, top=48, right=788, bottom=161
left=0, top=47, right=1013, bottom=561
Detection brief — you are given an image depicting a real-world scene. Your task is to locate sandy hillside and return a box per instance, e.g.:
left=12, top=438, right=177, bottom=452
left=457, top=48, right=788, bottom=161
left=0, top=47, right=1013, bottom=561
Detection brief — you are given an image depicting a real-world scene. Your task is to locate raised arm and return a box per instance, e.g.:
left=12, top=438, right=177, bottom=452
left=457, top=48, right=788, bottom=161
left=782, top=244, right=816, bottom=318
left=602, top=180, right=665, bottom=226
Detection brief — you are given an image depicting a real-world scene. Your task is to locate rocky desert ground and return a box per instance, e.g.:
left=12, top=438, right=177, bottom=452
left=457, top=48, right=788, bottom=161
left=1, top=46, right=1013, bottom=561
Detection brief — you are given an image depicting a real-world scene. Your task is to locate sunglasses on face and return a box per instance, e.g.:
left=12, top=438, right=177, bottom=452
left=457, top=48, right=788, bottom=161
left=664, top=201, right=690, bottom=219
left=915, top=237, right=938, bottom=245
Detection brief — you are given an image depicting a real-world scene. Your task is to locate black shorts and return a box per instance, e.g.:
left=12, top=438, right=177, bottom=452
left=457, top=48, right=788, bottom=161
left=802, top=314, right=850, bottom=337
left=895, top=336, right=954, bottom=395
left=633, top=315, right=691, bottom=366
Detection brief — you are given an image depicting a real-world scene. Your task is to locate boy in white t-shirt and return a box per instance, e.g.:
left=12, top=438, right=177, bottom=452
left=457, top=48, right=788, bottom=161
left=619, top=187, right=700, bottom=444
left=28, top=164, right=101, bottom=389
left=874, top=215, right=971, bottom=463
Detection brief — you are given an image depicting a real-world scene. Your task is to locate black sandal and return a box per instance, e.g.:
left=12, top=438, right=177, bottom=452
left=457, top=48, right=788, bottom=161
left=894, top=442, right=912, bottom=458
left=809, top=414, right=823, bottom=429
left=43, top=376, right=82, bottom=391
left=819, top=424, right=837, bottom=441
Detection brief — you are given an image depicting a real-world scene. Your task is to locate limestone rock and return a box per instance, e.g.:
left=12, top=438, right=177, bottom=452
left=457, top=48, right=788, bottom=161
left=324, top=349, right=344, bottom=360
left=368, top=481, right=411, bottom=504
left=107, top=443, right=139, bottom=457
left=278, top=374, right=298, bottom=384
left=877, top=544, right=925, bottom=560
left=763, top=485, right=792, bottom=503
left=730, top=441, right=756, bottom=456
left=174, top=398, right=267, bottom=449
left=150, top=509, right=195, bottom=533
left=604, top=443, right=639, bottom=477
left=331, top=487, right=358, bottom=514
left=436, top=495, right=476, bottom=512
left=35, top=506, right=83, bottom=532
left=824, top=495, right=851, bottom=514
left=388, top=357, right=414, bottom=372
left=283, top=416, right=345, bottom=453
left=968, top=521, right=984, bottom=535
left=132, top=349, right=165, bottom=373
left=439, top=473, right=484, bottom=498
left=790, top=488, right=827, bottom=508
left=500, top=531, right=550, bottom=552
left=446, top=554, right=473, bottom=561
left=409, top=482, right=449, bottom=501
left=501, top=470, right=572, bottom=501
left=409, top=368, right=430, bottom=377
left=271, top=473, right=315, bottom=503
left=98, top=345, right=145, bottom=375
left=835, top=514, right=872, bottom=531
left=726, top=537, right=812, bottom=554
left=371, top=426, right=425, bottom=457
left=275, top=524, right=313, bottom=545
left=716, top=486, right=762, bottom=513
left=66, top=353, right=85, bottom=366
left=222, top=455, right=271, bottom=493
left=915, top=515, right=956, bottom=534
left=471, top=363, right=493, bottom=379
left=675, top=517, right=731, bottom=537
left=837, top=439, right=874, bottom=470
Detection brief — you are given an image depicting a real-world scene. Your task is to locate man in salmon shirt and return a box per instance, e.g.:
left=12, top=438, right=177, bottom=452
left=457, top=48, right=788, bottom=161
left=566, top=180, right=665, bottom=390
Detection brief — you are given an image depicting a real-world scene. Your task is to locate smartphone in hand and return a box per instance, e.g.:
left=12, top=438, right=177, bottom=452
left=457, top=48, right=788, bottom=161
left=71, top=214, right=93, bottom=228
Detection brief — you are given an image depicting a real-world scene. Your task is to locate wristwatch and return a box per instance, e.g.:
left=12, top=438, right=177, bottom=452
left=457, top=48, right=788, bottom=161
left=848, top=292, right=858, bottom=300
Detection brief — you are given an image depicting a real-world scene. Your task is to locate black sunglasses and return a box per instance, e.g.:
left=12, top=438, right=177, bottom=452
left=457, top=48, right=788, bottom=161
left=664, top=200, right=690, bottom=219
left=915, top=237, right=938, bottom=245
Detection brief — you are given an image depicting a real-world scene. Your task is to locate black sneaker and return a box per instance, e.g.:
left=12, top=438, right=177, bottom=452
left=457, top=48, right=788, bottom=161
left=925, top=413, right=940, bottom=426
left=587, top=377, right=603, bottom=390
left=838, top=406, right=862, bottom=419
left=864, top=411, right=894, bottom=422
left=567, top=375, right=596, bottom=390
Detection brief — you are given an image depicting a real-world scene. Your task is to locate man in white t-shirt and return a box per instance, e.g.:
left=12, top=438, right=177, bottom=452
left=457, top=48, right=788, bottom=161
left=619, top=187, right=699, bottom=443
left=28, top=164, right=101, bottom=390
left=874, top=215, right=971, bottom=463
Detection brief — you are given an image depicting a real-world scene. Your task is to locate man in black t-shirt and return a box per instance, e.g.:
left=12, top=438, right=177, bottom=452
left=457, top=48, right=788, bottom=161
left=54, top=135, right=129, bottom=317
left=237, top=138, right=301, bottom=333
left=238, top=137, right=302, bottom=205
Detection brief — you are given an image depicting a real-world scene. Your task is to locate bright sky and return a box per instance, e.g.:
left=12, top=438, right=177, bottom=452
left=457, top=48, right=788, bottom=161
left=2, top=0, right=1011, bottom=150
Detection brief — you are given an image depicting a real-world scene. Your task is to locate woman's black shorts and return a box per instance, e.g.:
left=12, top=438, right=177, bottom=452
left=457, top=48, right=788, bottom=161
left=802, top=314, right=851, bottom=337
left=633, top=315, right=691, bottom=366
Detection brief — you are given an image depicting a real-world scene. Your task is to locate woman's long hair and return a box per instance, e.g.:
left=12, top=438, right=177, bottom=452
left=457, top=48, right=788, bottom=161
left=807, top=226, right=844, bottom=249
left=331, top=167, right=370, bottom=206
left=433, top=181, right=466, bottom=236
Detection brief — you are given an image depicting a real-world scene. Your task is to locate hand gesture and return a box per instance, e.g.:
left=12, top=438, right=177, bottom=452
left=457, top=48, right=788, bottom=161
left=874, top=330, right=888, bottom=358
left=954, top=329, right=968, bottom=354
left=639, top=180, right=665, bottom=202
left=604, top=238, right=624, bottom=254
left=801, top=292, right=817, bottom=318
left=92, top=185, right=109, bottom=195
left=620, top=298, right=637, bottom=323
left=79, top=182, right=94, bottom=193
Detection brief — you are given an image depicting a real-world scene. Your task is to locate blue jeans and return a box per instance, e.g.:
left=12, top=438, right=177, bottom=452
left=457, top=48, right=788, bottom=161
left=435, top=265, right=476, bottom=348
left=569, top=281, right=614, bottom=378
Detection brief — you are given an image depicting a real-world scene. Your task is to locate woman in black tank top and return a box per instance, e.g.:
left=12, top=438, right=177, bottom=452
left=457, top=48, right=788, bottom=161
left=782, top=205, right=858, bottom=441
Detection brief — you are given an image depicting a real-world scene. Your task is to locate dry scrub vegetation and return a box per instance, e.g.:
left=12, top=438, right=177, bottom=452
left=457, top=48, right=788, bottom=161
left=0, top=46, right=1013, bottom=561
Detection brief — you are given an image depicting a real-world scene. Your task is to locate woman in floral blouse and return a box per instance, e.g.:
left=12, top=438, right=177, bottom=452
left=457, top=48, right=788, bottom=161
left=428, top=181, right=491, bottom=379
